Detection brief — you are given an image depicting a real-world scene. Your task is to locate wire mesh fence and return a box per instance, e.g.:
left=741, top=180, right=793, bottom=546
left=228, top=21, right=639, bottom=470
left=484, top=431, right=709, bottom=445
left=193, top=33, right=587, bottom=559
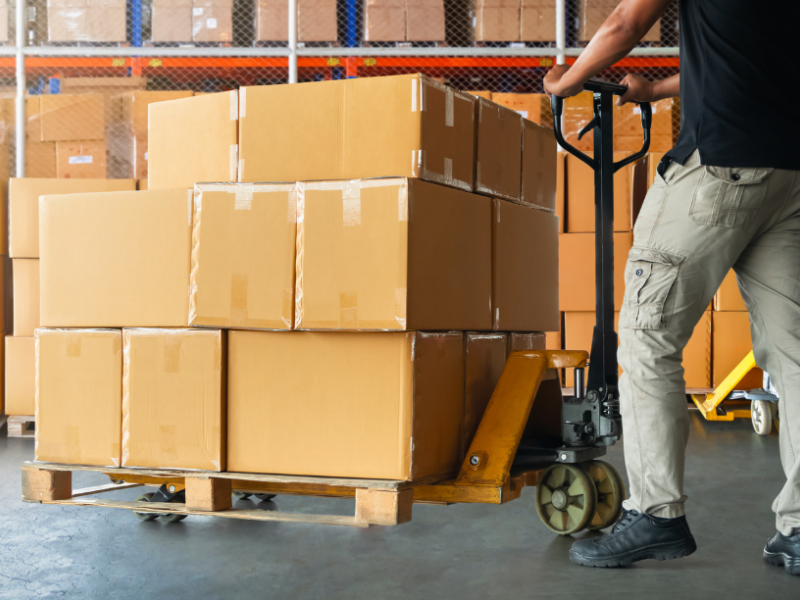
left=2, top=0, right=680, bottom=179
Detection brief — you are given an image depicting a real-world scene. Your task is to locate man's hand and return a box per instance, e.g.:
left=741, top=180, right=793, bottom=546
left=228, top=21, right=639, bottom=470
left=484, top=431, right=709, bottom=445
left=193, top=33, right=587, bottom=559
left=616, top=73, right=656, bottom=105
left=543, top=65, right=586, bottom=99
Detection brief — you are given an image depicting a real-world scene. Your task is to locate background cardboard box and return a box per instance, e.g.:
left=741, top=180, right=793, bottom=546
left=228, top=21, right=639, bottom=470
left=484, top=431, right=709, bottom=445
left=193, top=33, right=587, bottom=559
left=491, top=93, right=552, bottom=126
left=407, top=0, right=445, bottom=41
left=227, top=331, right=465, bottom=480
left=296, top=178, right=492, bottom=331
left=713, top=312, right=762, bottom=390
left=39, top=188, right=192, bottom=327
left=559, top=232, right=631, bottom=312
left=86, top=4, right=127, bottom=41
left=190, top=183, right=296, bottom=330
left=5, top=335, right=34, bottom=416
left=192, top=1, right=234, bottom=43
left=563, top=311, right=620, bottom=387
left=137, top=178, right=148, bottom=190
left=474, top=0, right=521, bottom=42
left=714, top=270, right=747, bottom=312
left=152, top=0, right=193, bottom=42
left=25, top=142, right=58, bottom=179
left=56, top=140, right=108, bottom=179
left=133, top=137, right=148, bottom=180
left=363, top=0, right=406, bottom=41
left=35, top=328, right=123, bottom=467
left=464, top=332, right=507, bottom=456
left=121, top=328, right=226, bottom=471
left=578, top=0, right=660, bottom=42
left=40, top=94, right=105, bottom=142
left=121, top=90, right=195, bottom=140
left=12, top=259, right=39, bottom=336
left=521, top=0, right=555, bottom=41
left=521, top=120, right=557, bottom=211
left=475, top=97, right=522, bottom=201
left=556, top=152, right=565, bottom=232
left=299, top=0, right=338, bottom=41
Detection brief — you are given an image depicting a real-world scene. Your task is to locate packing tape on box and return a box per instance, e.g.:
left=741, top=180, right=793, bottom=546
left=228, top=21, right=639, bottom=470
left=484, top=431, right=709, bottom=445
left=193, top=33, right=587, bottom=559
left=235, top=184, right=254, bottom=210
left=294, top=184, right=306, bottom=328
left=288, top=186, right=298, bottom=223
left=494, top=307, right=500, bottom=329
left=411, top=78, right=418, bottom=112
left=398, top=181, right=409, bottom=222
left=230, top=90, right=238, bottom=121
left=230, top=145, right=238, bottom=181
left=411, top=150, right=422, bottom=177
left=305, top=181, right=344, bottom=191
left=163, top=337, right=181, bottom=374
left=231, top=274, right=248, bottom=320
left=395, top=288, right=407, bottom=329
left=339, top=291, right=358, bottom=328
left=445, top=88, right=454, bottom=127
left=282, top=288, right=293, bottom=329
left=342, top=181, right=361, bottom=227
left=188, top=189, right=194, bottom=225
left=238, top=159, right=244, bottom=182
left=239, top=87, right=247, bottom=118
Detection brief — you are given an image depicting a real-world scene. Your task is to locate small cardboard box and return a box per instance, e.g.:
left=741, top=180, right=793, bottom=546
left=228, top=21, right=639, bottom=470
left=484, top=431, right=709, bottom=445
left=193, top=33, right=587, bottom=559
left=475, top=97, right=523, bottom=201
left=5, top=335, right=34, bottom=416
left=298, top=0, right=338, bottom=41
left=12, top=259, right=39, bottom=337
left=39, top=188, right=192, bottom=327
left=56, top=140, right=108, bottom=179
left=35, top=328, right=123, bottom=467
left=295, top=178, right=492, bottom=331
left=238, top=75, right=476, bottom=192
left=521, top=119, right=557, bottom=211
left=521, top=0, right=555, bottom=41
left=474, top=0, right=521, bottom=42
left=9, top=178, right=136, bottom=259
left=406, top=1, right=445, bottom=42
left=48, top=8, right=90, bottom=42
left=121, top=328, right=226, bottom=471
left=152, top=1, right=193, bottom=42
left=714, top=270, right=747, bottom=312
left=363, top=0, right=406, bottom=41
left=492, top=199, right=559, bottom=332
left=464, top=332, right=507, bottom=456
left=227, top=330, right=465, bottom=480
left=86, top=5, right=127, bottom=41
left=190, top=183, right=297, bottom=330
left=559, top=232, right=631, bottom=312
left=713, top=311, right=762, bottom=390
left=39, top=94, right=105, bottom=142
left=491, top=93, right=552, bottom=127
left=192, top=3, right=234, bottom=43
left=578, top=0, right=659, bottom=42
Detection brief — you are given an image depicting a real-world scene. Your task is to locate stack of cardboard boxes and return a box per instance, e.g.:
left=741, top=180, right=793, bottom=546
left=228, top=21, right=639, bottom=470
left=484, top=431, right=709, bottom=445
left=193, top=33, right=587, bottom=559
left=33, top=74, right=560, bottom=481
left=473, top=0, right=556, bottom=43
left=152, top=0, right=234, bottom=43
left=467, top=91, right=553, bottom=128
left=257, top=0, right=338, bottom=42
left=713, top=269, right=761, bottom=389
left=47, top=0, right=127, bottom=43
left=364, top=0, right=445, bottom=42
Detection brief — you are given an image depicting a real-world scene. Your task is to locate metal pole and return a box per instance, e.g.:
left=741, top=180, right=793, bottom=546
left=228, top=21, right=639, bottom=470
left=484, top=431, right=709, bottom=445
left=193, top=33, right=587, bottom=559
left=288, top=0, right=298, bottom=83
left=15, top=0, right=26, bottom=177
left=555, top=0, right=566, bottom=65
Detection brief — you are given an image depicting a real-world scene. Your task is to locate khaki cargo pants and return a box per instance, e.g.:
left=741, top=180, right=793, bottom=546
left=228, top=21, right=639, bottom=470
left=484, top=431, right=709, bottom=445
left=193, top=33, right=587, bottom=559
left=619, top=150, right=800, bottom=535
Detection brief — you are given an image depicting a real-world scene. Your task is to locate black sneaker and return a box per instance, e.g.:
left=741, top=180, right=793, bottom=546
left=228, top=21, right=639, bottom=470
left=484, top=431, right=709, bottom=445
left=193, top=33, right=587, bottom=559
left=570, top=508, right=697, bottom=568
left=764, top=531, right=800, bottom=576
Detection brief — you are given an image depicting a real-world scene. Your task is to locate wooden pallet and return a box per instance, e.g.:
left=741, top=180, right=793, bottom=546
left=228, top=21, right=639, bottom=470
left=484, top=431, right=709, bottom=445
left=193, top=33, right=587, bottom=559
left=8, top=416, right=35, bottom=438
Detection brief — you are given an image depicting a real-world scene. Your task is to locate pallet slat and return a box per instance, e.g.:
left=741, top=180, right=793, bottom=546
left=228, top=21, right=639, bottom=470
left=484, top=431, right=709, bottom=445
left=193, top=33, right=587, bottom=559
left=8, top=416, right=35, bottom=438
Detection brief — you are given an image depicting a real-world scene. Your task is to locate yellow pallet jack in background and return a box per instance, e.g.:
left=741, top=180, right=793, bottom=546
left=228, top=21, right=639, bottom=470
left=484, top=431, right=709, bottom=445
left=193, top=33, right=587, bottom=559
left=690, top=351, right=780, bottom=435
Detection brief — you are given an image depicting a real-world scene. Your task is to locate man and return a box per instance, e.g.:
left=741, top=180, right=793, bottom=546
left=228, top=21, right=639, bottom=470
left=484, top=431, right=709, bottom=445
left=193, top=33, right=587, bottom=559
left=543, top=0, right=800, bottom=574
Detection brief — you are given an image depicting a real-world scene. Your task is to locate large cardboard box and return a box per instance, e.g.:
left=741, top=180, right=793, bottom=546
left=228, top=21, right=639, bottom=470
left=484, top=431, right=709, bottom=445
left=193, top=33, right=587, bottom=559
left=148, top=91, right=239, bottom=189
left=25, top=142, right=58, bottom=179
left=12, top=259, right=39, bottom=337
left=152, top=0, right=193, bottom=42
left=509, top=331, right=546, bottom=353
left=559, top=232, right=631, bottom=311
left=190, top=183, right=297, bottom=330
left=86, top=4, right=127, bottom=41
left=48, top=8, right=90, bottom=42
left=55, top=140, right=108, bottom=179
left=714, top=270, right=747, bottom=312
left=713, top=311, right=762, bottom=390
left=39, top=94, right=105, bottom=142
left=521, top=119, right=557, bottom=211
left=133, top=136, right=148, bottom=180
left=121, top=328, right=226, bottom=471
left=227, top=331, right=465, bottom=480
left=9, top=178, right=136, bottom=258
left=40, top=188, right=192, bottom=327
left=464, top=332, right=507, bottom=456
left=578, top=0, right=660, bottom=42
left=474, top=0, right=521, bottom=42
left=298, top=0, right=338, bottom=42
left=647, top=152, right=666, bottom=186
left=257, top=0, right=289, bottom=41
left=121, top=90, right=195, bottom=140
left=491, top=93, right=552, bottom=127
left=296, top=178, right=492, bottom=331
left=238, top=75, right=476, bottom=192
left=521, top=0, right=554, bottom=41
left=492, top=199, right=559, bottom=331
left=363, top=0, right=406, bottom=41
left=475, top=97, right=523, bottom=202
left=192, top=1, right=234, bottom=43
left=47, top=2, right=126, bottom=42
left=615, top=99, right=679, bottom=153
left=563, top=92, right=594, bottom=152
left=407, top=0, right=445, bottom=42
left=5, top=335, right=34, bottom=416
left=35, top=328, right=123, bottom=467
left=556, top=151, right=565, bottom=232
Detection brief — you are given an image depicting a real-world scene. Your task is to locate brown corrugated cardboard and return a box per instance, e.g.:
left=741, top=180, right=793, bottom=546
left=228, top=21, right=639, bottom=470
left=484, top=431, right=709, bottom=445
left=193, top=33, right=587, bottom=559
left=86, top=5, right=126, bottom=41
left=227, top=330, right=465, bottom=480
left=563, top=91, right=594, bottom=152
left=5, top=335, right=34, bottom=416
left=35, top=328, right=123, bottom=466
left=563, top=311, right=620, bottom=387
left=122, top=90, right=195, bottom=139
left=40, top=94, right=105, bottom=142
left=25, top=96, right=43, bottom=141
left=133, top=136, right=148, bottom=179
left=464, top=332, right=507, bottom=455
left=257, top=0, right=288, bottom=41
left=9, top=178, right=136, bottom=259
left=578, top=0, right=659, bottom=42
left=39, top=188, right=192, bottom=327
left=148, top=91, right=238, bottom=189
left=545, top=330, right=561, bottom=350
left=648, top=152, right=666, bottom=186
left=521, top=0, right=554, bottom=41
left=491, top=93, right=552, bottom=126
left=714, top=270, right=747, bottom=312
left=508, top=331, right=546, bottom=353
left=713, top=312, right=762, bottom=390
left=466, top=91, right=493, bottom=100
left=556, top=151, right=565, bottom=232
left=190, top=183, right=296, bottom=330
left=0, top=259, right=5, bottom=331
left=521, top=119, right=557, bottom=211
left=475, top=97, right=522, bottom=201
left=238, top=75, right=476, bottom=191
left=12, top=259, right=39, bottom=337
left=56, top=140, right=108, bottom=179
left=474, top=0, right=521, bottom=42
left=559, top=232, right=631, bottom=311
left=25, top=142, right=58, bottom=179
left=121, top=328, right=226, bottom=471
left=492, top=199, right=559, bottom=331
left=363, top=0, right=406, bottom=41
left=299, top=0, right=338, bottom=41
left=406, top=1, right=445, bottom=41
left=48, top=8, right=90, bottom=42
left=138, top=178, right=148, bottom=190
left=192, top=2, right=234, bottom=42
left=152, top=2, right=193, bottom=42
left=296, top=178, right=492, bottom=331
left=615, top=98, right=678, bottom=149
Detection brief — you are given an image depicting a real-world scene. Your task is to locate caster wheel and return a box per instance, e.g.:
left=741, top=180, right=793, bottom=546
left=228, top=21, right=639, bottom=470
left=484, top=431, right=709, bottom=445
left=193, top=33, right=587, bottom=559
left=109, top=477, right=124, bottom=485
left=159, top=513, right=188, bottom=524
left=535, top=464, right=597, bottom=536
left=133, top=493, right=158, bottom=521
left=255, top=494, right=276, bottom=502
left=585, top=461, right=626, bottom=531
left=233, top=492, right=252, bottom=500
left=751, top=400, right=773, bottom=436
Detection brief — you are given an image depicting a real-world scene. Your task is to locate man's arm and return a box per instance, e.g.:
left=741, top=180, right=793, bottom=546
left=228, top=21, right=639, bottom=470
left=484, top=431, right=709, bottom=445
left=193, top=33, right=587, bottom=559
left=543, top=0, right=674, bottom=98
left=616, top=72, right=679, bottom=105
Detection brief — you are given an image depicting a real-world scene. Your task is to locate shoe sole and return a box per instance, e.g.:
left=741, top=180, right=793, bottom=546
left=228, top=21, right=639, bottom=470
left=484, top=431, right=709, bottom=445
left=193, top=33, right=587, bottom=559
left=570, top=538, right=697, bottom=568
left=764, top=550, right=800, bottom=576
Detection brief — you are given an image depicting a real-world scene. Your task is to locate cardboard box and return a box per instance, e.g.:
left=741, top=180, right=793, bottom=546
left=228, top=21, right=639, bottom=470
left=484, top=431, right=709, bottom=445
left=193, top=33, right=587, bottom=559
left=227, top=330, right=465, bottom=480
left=492, top=199, right=559, bottom=331
left=556, top=151, right=565, bottom=232
left=685, top=311, right=712, bottom=389
left=5, top=335, right=34, bottom=416
left=508, top=331, right=546, bottom=352
left=474, top=0, right=521, bottom=42
left=138, top=178, right=148, bottom=190
left=713, top=311, right=763, bottom=390
left=133, top=136, right=148, bottom=180
left=121, top=90, right=195, bottom=139
left=48, top=8, right=90, bottom=42
left=647, top=152, right=666, bottom=186
left=148, top=91, right=238, bottom=189
left=86, top=5, right=126, bottom=41
left=521, top=0, right=554, bottom=41
left=563, top=311, right=620, bottom=387
left=238, top=75, right=476, bottom=191
left=466, top=91, right=493, bottom=101
left=192, top=3, right=234, bottom=43
left=491, top=93, right=552, bottom=127
left=9, top=178, right=136, bottom=258
left=152, top=2, right=193, bottom=42
left=40, top=188, right=192, bottom=327
left=714, top=270, right=747, bottom=312
left=615, top=99, right=679, bottom=153
left=545, top=329, right=561, bottom=351
left=34, top=328, right=123, bottom=467
left=559, top=232, right=631, bottom=311
left=363, top=0, right=406, bottom=41
left=299, top=0, right=338, bottom=42
left=407, top=1, right=445, bottom=42
left=25, top=142, right=58, bottom=179
left=56, top=140, right=108, bottom=179
left=521, top=119, right=557, bottom=211
left=12, top=259, right=39, bottom=337
left=190, top=183, right=297, bottom=330
left=257, top=0, right=288, bottom=41
left=578, top=0, right=660, bottom=42
left=475, top=97, right=522, bottom=201
left=40, top=94, right=105, bottom=142
left=563, top=91, right=594, bottom=152
left=121, top=328, right=226, bottom=471
left=296, top=178, right=492, bottom=331
left=464, top=332, right=508, bottom=455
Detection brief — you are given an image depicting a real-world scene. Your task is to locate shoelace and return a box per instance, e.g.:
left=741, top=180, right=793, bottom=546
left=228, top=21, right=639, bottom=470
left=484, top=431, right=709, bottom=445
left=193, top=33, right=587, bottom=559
left=610, top=509, right=640, bottom=535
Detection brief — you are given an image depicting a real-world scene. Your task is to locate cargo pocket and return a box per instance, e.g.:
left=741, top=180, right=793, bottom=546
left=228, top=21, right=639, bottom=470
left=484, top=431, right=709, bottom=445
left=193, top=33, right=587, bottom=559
left=689, top=166, right=773, bottom=228
left=621, top=247, right=685, bottom=330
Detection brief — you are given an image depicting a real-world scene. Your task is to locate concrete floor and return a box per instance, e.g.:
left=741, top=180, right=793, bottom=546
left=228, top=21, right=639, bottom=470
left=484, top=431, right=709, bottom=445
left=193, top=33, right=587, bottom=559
left=0, top=412, right=796, bottom=599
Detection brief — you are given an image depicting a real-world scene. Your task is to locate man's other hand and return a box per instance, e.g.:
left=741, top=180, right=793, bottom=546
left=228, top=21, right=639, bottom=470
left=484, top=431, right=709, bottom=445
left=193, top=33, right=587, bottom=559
left=543, top=65, right=585, bottom=98
left=617, top=73, right=656, bottom=105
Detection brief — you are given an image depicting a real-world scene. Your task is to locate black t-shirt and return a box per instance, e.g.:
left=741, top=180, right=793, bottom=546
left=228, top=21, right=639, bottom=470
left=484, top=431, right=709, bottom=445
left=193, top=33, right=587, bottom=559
left=667, top=0, right=800, bottom=170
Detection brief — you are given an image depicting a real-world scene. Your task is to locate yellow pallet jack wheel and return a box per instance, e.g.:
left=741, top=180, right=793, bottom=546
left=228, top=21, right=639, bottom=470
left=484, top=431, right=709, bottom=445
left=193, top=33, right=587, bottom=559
left=585, top=460, right=626, bottom=530
left=535, top=464, right=598, bottom=535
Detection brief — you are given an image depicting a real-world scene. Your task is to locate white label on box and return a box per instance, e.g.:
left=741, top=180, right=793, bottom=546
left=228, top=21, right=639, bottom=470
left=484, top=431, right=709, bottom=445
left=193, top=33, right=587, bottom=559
left=193, top=8, right=203, bottom=15
left=144, top=151, right=148, bottom=161
left=207, top=18, right=218, bottom=29
left=509, top=42, right=525, bottom=48
left=516, top=110, right=528, bottom=118
left=69, top=156, right=93, bottom=165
